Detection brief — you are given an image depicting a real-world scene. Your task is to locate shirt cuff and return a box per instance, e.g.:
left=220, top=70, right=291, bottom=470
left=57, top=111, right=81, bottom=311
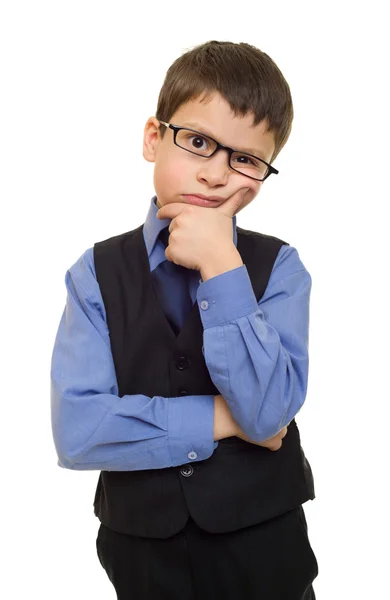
left=167, top=394, right=216, bottom=466
left=196, top=265, right=259, bottom=328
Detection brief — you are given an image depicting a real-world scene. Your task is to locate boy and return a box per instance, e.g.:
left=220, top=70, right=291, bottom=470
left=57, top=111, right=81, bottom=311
left=51, top=40, right=318, bottom=599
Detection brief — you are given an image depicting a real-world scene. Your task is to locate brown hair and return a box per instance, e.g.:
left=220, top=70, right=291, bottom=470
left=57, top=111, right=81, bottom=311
left=155, top=40, right=294, bottom=165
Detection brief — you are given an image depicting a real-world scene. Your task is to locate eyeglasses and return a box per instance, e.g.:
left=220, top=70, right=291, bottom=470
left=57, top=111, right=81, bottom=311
left=159, top=121, right=278, bottom=182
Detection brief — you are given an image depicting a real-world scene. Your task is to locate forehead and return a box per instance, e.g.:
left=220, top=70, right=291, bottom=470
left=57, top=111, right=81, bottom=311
left=170, top=92, right=275, bottom=161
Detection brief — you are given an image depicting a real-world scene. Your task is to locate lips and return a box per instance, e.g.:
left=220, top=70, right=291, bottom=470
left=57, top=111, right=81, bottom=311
left=183, top=195, right=223, bottom=207
left=194, top=194, right=225, bottom=201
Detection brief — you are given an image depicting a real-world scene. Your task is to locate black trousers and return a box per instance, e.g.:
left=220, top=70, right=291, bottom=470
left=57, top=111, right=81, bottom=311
left=96, top=505, right=318, bottom=600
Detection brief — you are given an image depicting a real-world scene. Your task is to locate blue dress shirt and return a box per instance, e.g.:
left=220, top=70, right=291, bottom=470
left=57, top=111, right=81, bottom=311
left=50, top=196, right=312, bottom=471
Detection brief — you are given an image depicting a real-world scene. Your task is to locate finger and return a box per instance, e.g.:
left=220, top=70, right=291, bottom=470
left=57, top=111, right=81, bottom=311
left=261, top=438, right=283, bottom=451
left=271, top=439, right=283, bottom=451
left=216, top=188, right=249, bottom=218
left=157, top=202, right=187, bottom=220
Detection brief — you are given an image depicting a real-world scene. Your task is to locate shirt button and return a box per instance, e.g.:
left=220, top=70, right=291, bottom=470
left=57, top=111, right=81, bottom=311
left=200, top=300, right=209, bottom=310
left=180, top=465, right=194, bottom=477
left=188, top=451, right=197, bottom=460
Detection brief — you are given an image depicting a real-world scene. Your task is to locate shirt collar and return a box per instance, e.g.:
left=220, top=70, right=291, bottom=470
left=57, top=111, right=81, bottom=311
left=143, top=196, right=238, bottom=258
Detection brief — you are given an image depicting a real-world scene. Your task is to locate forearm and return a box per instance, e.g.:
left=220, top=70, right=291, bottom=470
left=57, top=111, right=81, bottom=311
left=198, top=263, right=311, bottom=442
left=213, top=394, right=239, bottom=441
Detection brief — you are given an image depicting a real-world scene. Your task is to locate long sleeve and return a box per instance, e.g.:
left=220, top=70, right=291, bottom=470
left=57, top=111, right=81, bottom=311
left=50, top=250, right=217, bottom=472
left=196, top=245, right=312, bottom=442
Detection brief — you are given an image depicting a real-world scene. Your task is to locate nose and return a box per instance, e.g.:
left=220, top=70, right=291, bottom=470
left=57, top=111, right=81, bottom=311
left=196, top=148, right=230, bottom=187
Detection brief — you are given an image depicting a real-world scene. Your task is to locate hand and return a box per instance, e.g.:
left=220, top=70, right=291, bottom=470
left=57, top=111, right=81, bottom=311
left=214, top=394, right=288, bottom=451
left=156, top=188, right=249, bottom=271
left=235, top=424, right=288, bottom=451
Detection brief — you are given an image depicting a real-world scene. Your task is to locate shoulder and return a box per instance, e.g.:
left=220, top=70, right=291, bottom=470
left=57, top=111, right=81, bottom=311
left=237, top=225, right=288, bottom=245
left=237, top=226, right=311, bottom=280
left=68, top=247, right=96, bottom=294
left=66, top=248, right=107, bottom=319
left=272, top=245, right=311, bottom=282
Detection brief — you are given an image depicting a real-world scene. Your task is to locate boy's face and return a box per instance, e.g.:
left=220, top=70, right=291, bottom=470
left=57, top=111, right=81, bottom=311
left=143, top=92, right=276, bottom=216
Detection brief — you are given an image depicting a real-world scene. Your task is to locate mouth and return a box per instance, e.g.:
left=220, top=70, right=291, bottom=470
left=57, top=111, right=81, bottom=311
left=182, top=194, right=224, bottom=207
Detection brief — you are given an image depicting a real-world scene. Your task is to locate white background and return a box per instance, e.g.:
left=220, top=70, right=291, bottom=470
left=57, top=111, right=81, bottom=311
left=1, top=1, right=389, bottom=598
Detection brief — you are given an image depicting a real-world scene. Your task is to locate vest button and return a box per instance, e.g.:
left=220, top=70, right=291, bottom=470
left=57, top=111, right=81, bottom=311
left=180, top=465, right=194, bottom=477
left=176, top=356, right=190, bottom=370
left=179, top=390, right=188, bottom=396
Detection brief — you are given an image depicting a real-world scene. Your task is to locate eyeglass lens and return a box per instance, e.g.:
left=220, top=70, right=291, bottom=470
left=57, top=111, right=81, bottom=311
left=175, top=129, right=269, bottom=180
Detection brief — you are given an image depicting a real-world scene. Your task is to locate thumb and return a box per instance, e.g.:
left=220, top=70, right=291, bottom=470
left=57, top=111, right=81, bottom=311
left=217, top=188, right=249, bottom=218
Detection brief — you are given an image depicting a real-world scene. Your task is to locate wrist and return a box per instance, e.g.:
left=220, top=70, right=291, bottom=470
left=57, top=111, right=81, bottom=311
left=214, top=394, right=239, bottom=440
left=200, top=248, right=243, bottom=281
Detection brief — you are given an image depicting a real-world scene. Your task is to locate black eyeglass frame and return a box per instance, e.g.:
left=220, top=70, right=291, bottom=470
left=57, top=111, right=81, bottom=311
left=159, top=120, right=279, bottom=182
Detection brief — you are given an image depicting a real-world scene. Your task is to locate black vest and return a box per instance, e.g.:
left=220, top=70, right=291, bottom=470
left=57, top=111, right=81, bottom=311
left=92, top=224, right=315, bottom=538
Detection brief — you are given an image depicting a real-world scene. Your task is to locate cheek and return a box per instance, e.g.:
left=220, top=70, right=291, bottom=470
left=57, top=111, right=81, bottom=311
left=230, top=173, right=259, bottom=201
left=239, top=184, right=261, bottom=211
left=243, top=184, right=257, bottom=201
left=154, top=154, right=193, bottom=191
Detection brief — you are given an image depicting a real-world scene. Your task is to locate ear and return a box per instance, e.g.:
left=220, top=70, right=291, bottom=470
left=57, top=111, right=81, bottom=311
left=143, top=117, right=162, bottom=163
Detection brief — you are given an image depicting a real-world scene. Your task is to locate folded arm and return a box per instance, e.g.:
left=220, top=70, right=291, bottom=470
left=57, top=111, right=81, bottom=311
left=50, top=251, right=220, bottom=472
left=197, top=245, right=311, bottom=442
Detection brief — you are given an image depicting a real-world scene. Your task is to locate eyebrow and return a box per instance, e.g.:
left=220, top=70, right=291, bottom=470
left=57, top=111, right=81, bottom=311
left=182, top=121, right=268, bottom=160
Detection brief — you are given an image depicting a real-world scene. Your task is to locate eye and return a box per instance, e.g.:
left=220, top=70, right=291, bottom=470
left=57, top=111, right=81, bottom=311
left=234, top=154, right=258, bottom=166
left=188, top=134, right=209, bottom=151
